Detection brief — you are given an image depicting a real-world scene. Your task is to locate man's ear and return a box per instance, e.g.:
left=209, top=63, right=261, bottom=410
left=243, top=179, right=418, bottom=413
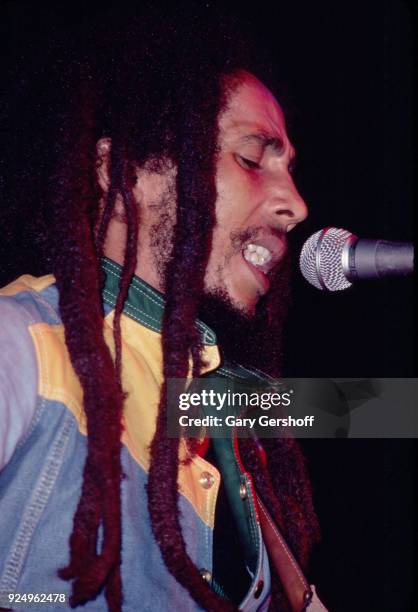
left=96, top=137, right=112, bottom=192
left=95, top=137, right=144, bottom=221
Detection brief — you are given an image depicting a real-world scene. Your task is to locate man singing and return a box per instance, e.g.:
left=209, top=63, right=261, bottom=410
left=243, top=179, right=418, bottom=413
left=0, top=6, right=324, bottom=611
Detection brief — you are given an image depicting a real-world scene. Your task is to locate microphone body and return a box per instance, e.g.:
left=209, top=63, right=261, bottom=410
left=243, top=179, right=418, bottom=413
left=344, top=238, right=414, bottom=280
left=300, top=227, right=414, bottom=291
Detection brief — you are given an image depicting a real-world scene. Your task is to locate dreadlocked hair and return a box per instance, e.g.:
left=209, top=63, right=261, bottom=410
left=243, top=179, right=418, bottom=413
left=1, top=3, right=319, bottom=610
left=46, top=74, right=139, bottom=609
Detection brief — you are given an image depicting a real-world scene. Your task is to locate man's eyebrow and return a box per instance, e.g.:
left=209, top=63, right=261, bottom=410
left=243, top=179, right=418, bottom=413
left=238, top=132, right=297, bottom=164
left=239, top=132, right=284, bottom=152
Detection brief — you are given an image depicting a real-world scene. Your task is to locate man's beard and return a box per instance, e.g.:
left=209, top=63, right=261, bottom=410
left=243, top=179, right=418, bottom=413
left=198, top=252, right=292, bottom=377
left=148, top=189, right=176, bottom=290
left=148, top=192, right=292, bottom=376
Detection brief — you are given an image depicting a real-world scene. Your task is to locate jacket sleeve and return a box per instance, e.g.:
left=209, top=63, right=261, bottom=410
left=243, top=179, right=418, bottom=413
left=0, top=297, right=38, bottom=471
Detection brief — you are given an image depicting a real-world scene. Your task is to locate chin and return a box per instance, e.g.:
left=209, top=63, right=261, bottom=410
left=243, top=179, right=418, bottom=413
left=227, top=292, right=259, bottom=318
left=205, top=285, right=254, bottom=318
left=234, top=301, right=256, bottom=317
left=199, top=252, right=291, bottom=376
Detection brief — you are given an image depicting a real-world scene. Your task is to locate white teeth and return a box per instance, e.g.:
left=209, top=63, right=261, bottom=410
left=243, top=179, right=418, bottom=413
left=243, top=243, right=272, bottom=267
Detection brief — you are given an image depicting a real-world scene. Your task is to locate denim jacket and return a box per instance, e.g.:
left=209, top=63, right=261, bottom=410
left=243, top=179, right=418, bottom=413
left=0, top=258, right=271, bottom=611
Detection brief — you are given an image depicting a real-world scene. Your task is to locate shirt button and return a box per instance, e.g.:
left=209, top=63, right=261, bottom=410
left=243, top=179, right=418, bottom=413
left=254, top=580, right=264, bottom=599
left=200, top=569, right=212, bottom=582
left=199, top=471, right=215, bottom=489
left=239, top=483, right=247, bottom=500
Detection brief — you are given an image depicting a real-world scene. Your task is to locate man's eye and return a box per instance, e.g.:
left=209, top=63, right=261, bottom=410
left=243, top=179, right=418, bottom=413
left=235, top=155, right=260, bottom=170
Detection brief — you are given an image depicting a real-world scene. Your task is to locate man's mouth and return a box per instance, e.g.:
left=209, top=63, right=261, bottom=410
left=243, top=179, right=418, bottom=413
left=243, top=243, right=272, bottom=268
left=241, top=236, right=286, bottom=293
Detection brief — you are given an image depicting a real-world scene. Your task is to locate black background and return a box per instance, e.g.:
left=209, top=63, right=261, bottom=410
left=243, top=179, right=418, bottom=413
left=0, top=1, right=416, bottom=610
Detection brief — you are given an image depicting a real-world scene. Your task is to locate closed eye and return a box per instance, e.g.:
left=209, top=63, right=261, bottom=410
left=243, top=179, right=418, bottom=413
left=235, top=154, right=260, bottom=170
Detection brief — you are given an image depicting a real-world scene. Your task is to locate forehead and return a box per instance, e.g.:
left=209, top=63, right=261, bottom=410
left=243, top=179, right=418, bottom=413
left=219, top=72, right=287, bottom=140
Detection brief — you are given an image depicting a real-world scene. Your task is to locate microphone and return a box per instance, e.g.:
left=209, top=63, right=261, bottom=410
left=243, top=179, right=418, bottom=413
left=299, top=227, right=414, bottom=291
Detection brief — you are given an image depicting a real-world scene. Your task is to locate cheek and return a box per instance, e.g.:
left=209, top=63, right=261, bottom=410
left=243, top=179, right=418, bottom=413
left=215, top=160, right=259, bottom=226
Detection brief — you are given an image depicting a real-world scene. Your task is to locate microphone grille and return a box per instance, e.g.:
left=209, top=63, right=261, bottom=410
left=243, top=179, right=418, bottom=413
left=299, top=227, right=353, bottom=291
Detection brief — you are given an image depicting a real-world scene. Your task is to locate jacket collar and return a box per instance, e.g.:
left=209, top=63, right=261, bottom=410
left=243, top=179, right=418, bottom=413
left=101, top=257, right=217, bottom=346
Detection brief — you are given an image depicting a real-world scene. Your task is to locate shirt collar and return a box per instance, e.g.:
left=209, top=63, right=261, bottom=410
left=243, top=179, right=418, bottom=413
left=101, top=257, right=217, bottom=346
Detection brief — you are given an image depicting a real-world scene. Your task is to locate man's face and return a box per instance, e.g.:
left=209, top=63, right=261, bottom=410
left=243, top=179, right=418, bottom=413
left=204, top=72, right=307, bottom=314
left=106, top=71, right=307, bottom=315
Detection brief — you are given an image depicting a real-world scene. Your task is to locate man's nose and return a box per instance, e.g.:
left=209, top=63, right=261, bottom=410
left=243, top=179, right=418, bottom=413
left=264, top=176, right=308, bottom=232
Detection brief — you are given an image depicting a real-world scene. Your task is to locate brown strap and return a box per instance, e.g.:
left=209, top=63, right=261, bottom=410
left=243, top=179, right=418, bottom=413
left=257, top=495, right=313, bottom=612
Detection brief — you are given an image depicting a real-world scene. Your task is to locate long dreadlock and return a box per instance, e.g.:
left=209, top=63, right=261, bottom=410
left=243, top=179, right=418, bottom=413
left=1, top=4, right=319, bottom=610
